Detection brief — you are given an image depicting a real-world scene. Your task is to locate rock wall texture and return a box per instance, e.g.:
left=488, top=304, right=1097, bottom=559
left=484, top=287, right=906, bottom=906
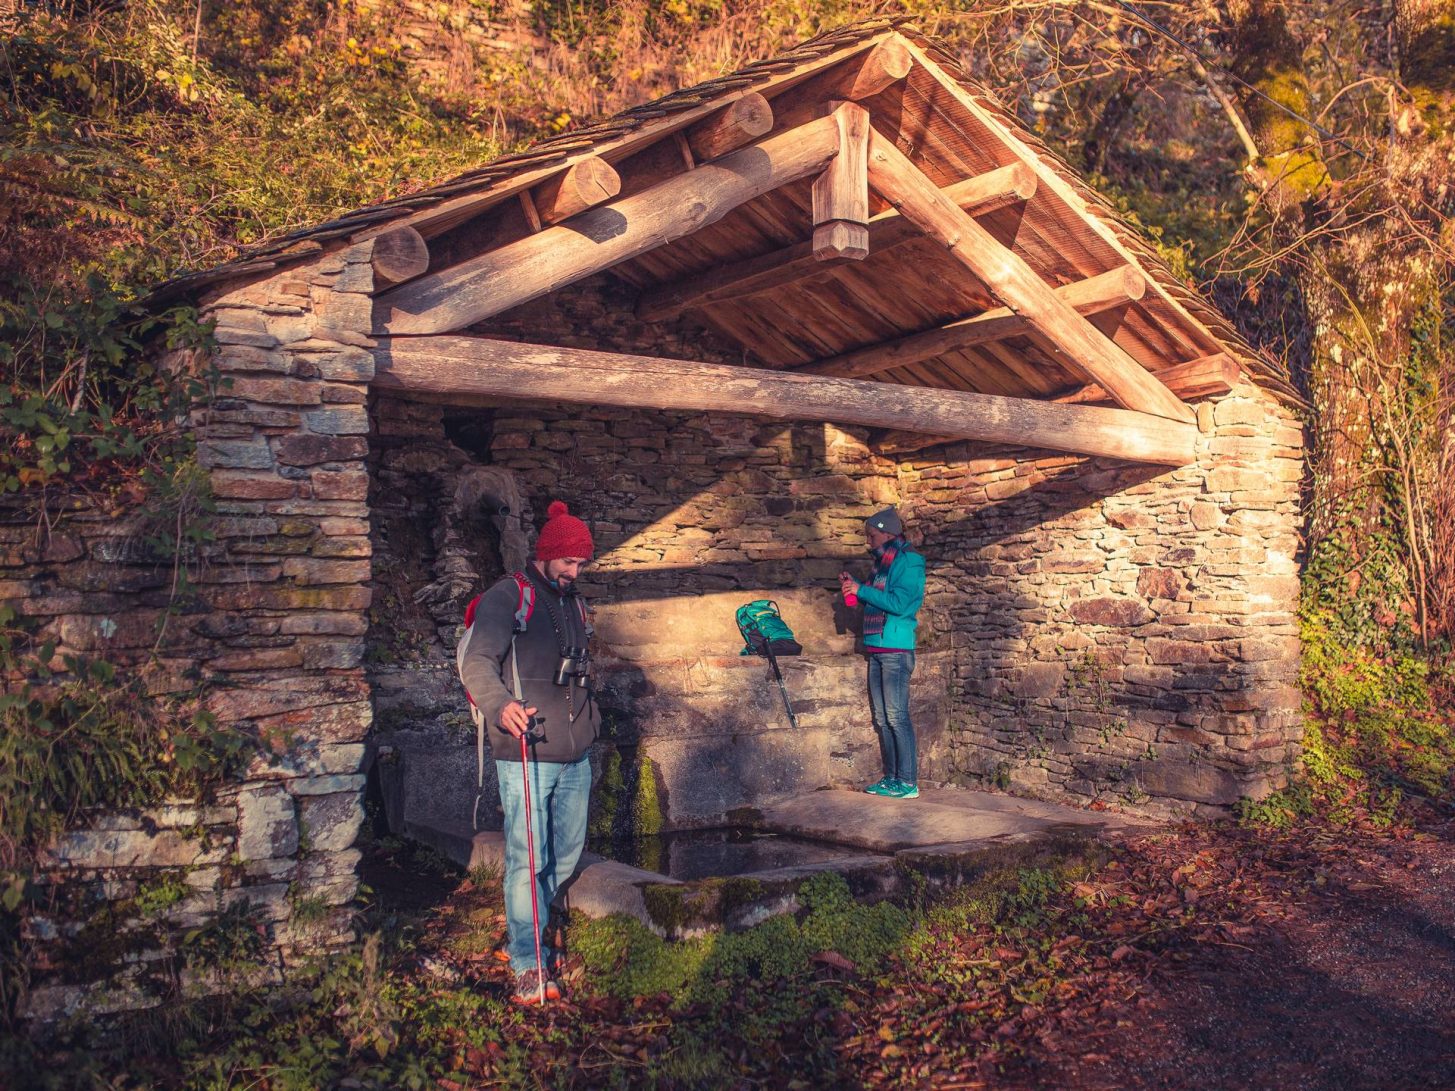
left=7, top=247, right=381, bottom=1022
left=900, top=382, right=1305, bottom=818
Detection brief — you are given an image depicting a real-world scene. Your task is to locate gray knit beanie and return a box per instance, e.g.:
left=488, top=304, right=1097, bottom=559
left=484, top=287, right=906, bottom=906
left=866, top=507, right=903, bottom=535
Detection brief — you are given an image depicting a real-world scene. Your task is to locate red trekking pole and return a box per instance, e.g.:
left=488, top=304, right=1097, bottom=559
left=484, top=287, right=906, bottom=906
left=518, top=732, right=546, bottom=1005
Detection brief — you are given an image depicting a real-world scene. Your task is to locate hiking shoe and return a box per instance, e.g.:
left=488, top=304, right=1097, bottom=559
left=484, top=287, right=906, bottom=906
left=885, top=780, right=920, bottom=799
left=511, top=968, right=561, bottom=1006
left=864, top=777, right=897, bottom=795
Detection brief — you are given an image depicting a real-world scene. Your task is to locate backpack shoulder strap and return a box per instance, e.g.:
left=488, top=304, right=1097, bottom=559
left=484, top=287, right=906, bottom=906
left=510, top=571, right=535, bottom=633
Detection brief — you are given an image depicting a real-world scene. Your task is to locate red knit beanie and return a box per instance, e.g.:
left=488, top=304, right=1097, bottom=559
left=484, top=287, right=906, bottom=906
left=535, top=500, right=594, bottom=562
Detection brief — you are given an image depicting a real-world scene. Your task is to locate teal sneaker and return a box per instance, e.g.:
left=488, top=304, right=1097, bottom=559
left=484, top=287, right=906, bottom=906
left=864, top=778, right=896, bottom=795
left=885, top=781, right=920, bottom=799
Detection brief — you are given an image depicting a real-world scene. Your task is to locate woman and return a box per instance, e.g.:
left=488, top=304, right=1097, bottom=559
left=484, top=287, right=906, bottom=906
left=840, top=506, right=926, bottom=800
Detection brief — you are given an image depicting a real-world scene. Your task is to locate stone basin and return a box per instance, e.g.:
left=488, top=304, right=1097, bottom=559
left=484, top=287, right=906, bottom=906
left=406, top=785, right=1154, bottom=939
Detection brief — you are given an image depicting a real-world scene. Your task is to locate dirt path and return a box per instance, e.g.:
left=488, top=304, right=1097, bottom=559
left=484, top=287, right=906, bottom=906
left=1019, top=817, right=1455, bottom=1091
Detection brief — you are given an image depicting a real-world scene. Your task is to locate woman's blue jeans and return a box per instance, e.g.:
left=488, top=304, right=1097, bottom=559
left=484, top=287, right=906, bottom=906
left=494, top=751, right=592, bottom=974
left=867, top=651, right=917, bottom=785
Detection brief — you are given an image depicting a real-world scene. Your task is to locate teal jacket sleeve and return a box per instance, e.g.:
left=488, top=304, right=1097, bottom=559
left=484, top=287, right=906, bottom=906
left=855, top=551, right=925, bottom=618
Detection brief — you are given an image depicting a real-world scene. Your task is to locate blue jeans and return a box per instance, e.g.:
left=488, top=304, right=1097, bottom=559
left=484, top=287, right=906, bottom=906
left=868, top=651, right=917, bottom=785
left=495, top=752, right=592, bottom=974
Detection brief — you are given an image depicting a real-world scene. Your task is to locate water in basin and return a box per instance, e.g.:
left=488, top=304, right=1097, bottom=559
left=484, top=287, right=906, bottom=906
left=592, top=826, right=881, bottom=881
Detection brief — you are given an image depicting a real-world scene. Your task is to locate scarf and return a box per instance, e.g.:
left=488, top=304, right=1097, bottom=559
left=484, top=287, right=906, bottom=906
left=861, top=537, right=904, bottom=638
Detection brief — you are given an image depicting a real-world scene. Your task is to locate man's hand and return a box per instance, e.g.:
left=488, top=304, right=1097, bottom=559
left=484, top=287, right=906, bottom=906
left=839, top=572, right=860, bottom=598
left=499, top=700, right=539, bottom=739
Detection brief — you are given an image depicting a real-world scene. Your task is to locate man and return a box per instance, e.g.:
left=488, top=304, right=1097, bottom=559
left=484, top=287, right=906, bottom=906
left=460, top=500, right=598, bottom=1005
left=840, top=506, right=926, bottom=800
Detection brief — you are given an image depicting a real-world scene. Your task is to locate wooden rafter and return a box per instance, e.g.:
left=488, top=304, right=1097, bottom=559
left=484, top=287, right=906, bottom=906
left=864, top=128, right=1195, bottom=424
left=875, top=352, right=1240, bottom=456
left=372, top=336, right=1198, bottom=466
left=1055, top=352, right=1242, bottom=406
left=795, top=266, right=1146, bottom=379
left=634, top=162, right=1037, bottom=321
left=372, top=112, right=847, bottom=336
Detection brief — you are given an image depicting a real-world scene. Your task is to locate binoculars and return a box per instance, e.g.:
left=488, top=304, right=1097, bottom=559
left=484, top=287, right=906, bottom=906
left=554, top=648, right=590, bottom=686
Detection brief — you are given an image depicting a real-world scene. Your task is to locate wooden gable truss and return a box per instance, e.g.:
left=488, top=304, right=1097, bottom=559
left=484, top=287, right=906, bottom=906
left=357, top=32, right=1256, bottom=468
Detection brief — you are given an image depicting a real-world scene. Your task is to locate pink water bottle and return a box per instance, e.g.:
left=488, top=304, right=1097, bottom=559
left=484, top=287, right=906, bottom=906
left=841, top=571, right=859, bottom=608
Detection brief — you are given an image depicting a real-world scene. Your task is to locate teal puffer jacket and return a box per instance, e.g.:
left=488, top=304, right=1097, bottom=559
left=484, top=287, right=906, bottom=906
left=857, top=548, right=926, bottom=651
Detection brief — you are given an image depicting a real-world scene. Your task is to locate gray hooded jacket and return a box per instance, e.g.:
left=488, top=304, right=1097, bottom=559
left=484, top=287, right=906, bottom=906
left=459, top=565, right=599, bottom=764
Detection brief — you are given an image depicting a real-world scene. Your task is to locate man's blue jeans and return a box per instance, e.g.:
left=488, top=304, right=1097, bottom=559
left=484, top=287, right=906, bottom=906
left=495, top=751, right=592, bottom=974
left=868, top=651, right=917, bottom=785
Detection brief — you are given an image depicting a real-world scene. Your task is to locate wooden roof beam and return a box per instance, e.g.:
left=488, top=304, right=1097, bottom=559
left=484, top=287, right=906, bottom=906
left=367, top=225, right=430, bottom=289
left=531, top=156, right=621, bottom=225
left=1055, top=352, right=1242, bottom=407
left=822, top=38, right=914, bottom=102
left=795, top=266, right=1146, bottom=380
left=372, top=113, right=845, bottom=336
left=372, top=335, right=1198, bottom=466
left=634, top=162, right=1037, bottom=321
left=687, top=93, right=774, bottom=162
left=864, top=129, right=1195, bottom=424
left=875, top=352, right=1240, bottom=457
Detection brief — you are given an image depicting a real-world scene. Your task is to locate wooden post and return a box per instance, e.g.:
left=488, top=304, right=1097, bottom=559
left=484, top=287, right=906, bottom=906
left=373, top=115, right=841, bottom=336
left=687, top=93, right=774, bottom=162
left=531, top=156, right=621, bottom=225
left=634, top=163, right=1038, bottom=321
left=372, top=336, right=1198, bottom=466
left=796, top=266, right=1147, bottom=379
left=812, top=102, right=871, bottom=261
left=368, top=226, right=430, bottom=289
left=864, top=129, right=1195, bottom=424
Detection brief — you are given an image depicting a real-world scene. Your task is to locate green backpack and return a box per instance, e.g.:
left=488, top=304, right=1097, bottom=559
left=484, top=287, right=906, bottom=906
left=735, top=600, right=802, bottom=657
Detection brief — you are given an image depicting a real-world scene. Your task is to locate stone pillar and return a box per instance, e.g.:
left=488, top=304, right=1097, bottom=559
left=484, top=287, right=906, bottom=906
left=190, top=245, right=382, bottom=953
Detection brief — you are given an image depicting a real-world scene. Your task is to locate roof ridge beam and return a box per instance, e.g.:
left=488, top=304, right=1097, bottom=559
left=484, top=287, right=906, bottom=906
left=372, top=112, right=846, bottom=336
left=794, top=266, right=1145, bottom=379
left=372, top=335, right=1198, bottom=466
left=864, top=129, right=1195, bottom=424
left=634, top=162, right=1037, bottom=321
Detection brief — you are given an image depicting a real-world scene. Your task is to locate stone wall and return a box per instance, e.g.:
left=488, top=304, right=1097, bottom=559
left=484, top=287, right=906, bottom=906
left=367, top=389, right=952, bottom=840
left=6, top=246, right=382, bottom=1022
left=899, top=381, right=1305, bottom=817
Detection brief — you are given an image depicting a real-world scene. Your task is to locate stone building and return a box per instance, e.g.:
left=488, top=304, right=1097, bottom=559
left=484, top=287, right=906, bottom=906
left=6, top=19, right=1304, bottom=1018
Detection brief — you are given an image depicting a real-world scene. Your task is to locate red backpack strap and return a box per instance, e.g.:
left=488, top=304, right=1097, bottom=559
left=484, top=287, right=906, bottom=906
left=510, top=571, right=535, bottom=633
left=463, top=594, right=481, bottom=630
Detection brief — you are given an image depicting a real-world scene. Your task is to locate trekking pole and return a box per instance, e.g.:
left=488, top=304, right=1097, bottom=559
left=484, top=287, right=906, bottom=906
left=518, top=732, right=546, bottom=1005
left=764, top=644, right=799, bottom=730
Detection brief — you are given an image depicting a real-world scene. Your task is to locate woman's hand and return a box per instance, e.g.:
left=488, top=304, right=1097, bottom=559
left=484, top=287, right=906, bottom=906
left=839, top=572, right=860, bottom=598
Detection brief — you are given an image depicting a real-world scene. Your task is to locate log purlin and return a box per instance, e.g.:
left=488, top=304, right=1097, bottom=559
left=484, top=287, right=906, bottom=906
left=371, top=336, right=1198, bottom=466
